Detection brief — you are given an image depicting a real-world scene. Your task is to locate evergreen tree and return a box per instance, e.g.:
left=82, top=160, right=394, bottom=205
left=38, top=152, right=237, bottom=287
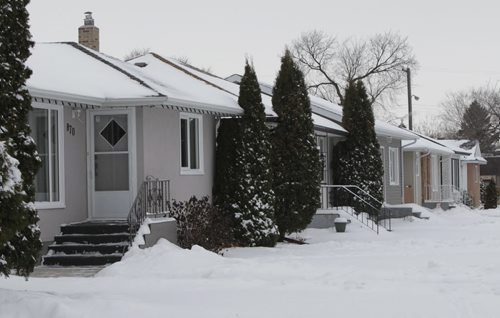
left=484, top=180, right=497, bottom=209
left=213, top=117, right=241, bottom=240
left=458, top=100, right=499, bottom=152
left=331, top=81, right=384, bottom=213
left=271, top=49, right=322, bottom=237
left=0, top=0, right=42, bottom=277
left=216, top=62, right=278, bottom=246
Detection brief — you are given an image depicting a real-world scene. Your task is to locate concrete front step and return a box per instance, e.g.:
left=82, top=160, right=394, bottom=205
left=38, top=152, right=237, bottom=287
left=43, top=254, right=123, bottom=266
left=48, top=243, right=129, bottom=255
left=54, top=233, right=129, bottom=244
left=61, top=222, right=129, bottom=235
left=43, top=220, right=131, bottom=267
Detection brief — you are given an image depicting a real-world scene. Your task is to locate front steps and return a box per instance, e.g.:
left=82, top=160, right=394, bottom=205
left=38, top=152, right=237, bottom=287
left=43, top=221, right=130, bottom=266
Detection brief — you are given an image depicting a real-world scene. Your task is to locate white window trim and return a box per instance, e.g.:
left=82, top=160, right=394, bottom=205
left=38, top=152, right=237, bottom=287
left=32, top=102, right=65, bottom=210
left=389, top=147, right=399, bottom=186
left=180, top=113, right=204, bottom=175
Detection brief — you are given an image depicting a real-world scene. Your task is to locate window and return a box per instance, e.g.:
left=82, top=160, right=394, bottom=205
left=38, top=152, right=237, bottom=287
left=180, top=113, right=203, bottom=174
left=316, top=135, right=328, bottom=183
left=28, top=103, right=64, bottom=208
left=389, top=147, right=399, bottom=185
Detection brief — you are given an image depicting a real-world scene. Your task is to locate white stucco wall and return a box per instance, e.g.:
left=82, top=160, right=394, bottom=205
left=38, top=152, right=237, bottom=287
left=138, top=107, right=216, bottom=201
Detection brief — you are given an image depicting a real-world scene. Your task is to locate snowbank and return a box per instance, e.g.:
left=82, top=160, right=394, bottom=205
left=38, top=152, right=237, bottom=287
left=2, top=206, right=500, bottom=318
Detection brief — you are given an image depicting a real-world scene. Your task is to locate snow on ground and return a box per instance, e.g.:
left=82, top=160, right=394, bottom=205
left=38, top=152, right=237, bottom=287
left=2, top=206, right=500, bottom=317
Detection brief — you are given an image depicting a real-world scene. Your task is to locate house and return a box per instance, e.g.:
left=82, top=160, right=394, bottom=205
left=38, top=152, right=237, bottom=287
left=403, top=133, right=456, bottom=209
left=403, top=134, right=486, bottom=209
left=439, top=140, right=487, bottom=207
left=27, top=12, right=268, bottom=265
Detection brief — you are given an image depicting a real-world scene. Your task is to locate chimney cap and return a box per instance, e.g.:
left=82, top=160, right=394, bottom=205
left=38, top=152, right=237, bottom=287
left=83, top=11, right=95, bottom=26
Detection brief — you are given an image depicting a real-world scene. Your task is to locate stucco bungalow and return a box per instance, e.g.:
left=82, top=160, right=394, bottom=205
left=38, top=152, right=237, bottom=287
left=403, top=134, right=486, bottom=209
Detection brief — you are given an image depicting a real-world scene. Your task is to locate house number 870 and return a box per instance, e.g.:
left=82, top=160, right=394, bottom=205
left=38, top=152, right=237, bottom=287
left=66, top=123, right=75, bottom=136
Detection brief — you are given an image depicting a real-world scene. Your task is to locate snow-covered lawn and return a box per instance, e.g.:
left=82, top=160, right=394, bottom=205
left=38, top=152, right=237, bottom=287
left=2, top=206, right=500, bottom=318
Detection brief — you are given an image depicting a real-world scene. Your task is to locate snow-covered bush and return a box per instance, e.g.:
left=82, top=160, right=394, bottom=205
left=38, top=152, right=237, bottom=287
left=170, top=196, right=233, bottom=252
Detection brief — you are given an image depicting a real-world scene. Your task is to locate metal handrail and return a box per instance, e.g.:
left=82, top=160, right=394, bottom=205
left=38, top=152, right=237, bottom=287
left=320, top=185, right=391, bottom=234
left=127, top=178, right=171, bottom=244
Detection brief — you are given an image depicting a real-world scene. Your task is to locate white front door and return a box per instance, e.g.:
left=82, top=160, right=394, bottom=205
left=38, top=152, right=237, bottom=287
left=89, top=109, right=135, bottom=219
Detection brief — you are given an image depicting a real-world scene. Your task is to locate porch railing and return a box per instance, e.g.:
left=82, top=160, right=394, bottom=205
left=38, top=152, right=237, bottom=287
left=320, top=185, right=391, bottom=234
left=423, top=185, right=454, bottom=202
left=127, top=177, right=171, bottom=244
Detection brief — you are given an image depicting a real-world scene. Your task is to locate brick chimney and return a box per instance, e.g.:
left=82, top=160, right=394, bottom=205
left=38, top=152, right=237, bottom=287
left=78, top=12, right=99, bottom=51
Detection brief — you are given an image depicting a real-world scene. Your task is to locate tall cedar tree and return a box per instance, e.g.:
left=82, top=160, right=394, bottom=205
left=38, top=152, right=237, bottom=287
left=331, top=81, right=384, bottom=213
left=218, top=62, right=278, bottom=246
left=484, top=180, right=497, bottom=209
left=271, top=50, right=322, bottom=237
left=458, top=100, right=499, bottom=153
left=213, top=117, right=241, bottom=241
left=0, top=0, right=42, bottom=277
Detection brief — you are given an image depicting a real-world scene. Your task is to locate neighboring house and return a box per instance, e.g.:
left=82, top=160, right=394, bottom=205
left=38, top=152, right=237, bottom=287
left=304, top=95, right=417, bottom=205
left=440, top=140, right=487, bottom=207
left=402, top=135, right=486, bottom=208
left=402, top=133, right=456, bottom=208
left=226, top=74, right=418, bottom=205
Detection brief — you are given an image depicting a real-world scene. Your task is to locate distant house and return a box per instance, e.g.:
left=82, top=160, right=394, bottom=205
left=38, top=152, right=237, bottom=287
left=439, top=140, right=486, bottom=207
left=403, top=135, right=486, bottom=208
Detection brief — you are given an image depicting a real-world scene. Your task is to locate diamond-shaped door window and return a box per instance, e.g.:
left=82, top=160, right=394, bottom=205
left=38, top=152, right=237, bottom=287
left=100, top=119, right=126, bottom=147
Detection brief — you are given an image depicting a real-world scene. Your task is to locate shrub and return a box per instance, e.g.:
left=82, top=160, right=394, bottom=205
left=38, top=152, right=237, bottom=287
left=170, top=196, right=233, bottom=252
left=484, top=180, right=498, bottom=209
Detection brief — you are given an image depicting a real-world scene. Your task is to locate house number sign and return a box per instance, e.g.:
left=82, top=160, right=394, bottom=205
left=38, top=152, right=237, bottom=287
left=66, top=123, right=76, bottom=136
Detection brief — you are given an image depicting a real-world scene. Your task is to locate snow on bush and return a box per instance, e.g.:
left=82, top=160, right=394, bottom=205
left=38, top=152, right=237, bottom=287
left=0, top=141, right=22, bottom=195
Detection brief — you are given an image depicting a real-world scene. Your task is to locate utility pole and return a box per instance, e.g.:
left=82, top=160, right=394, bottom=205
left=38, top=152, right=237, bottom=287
left=404, top=67, right=413, bottom=130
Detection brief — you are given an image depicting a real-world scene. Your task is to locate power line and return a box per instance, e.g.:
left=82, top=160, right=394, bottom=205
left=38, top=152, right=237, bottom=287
left=420, top=67, right=500, bottom=76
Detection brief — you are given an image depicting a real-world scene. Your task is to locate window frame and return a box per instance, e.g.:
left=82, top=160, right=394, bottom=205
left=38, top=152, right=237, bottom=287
left=389, top=147, right=400, bottom=186
left=179, top=113, right=204, bottom=175
left=31, top=102, right=65, bottom=210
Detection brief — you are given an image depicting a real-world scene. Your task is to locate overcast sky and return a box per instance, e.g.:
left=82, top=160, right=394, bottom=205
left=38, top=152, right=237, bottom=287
left=27, top=0, right=500, bottom=126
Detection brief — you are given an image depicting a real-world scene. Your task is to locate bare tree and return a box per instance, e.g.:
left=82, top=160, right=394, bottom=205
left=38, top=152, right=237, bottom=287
left=440, top=85, right=500, bottom=135
left=414, top=117, right=455, bottom=139
left=123, top=48, right=150, bottom=61
left=291, top=30, right=418, bottom=107
left=173, top=55, right=212, bottom=74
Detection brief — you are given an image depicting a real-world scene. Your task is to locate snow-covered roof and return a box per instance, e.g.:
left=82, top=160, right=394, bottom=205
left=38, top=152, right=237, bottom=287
left=439, top=140, right=487, bottom=164
left=141, top=57, right=346, bottom=134
left=402, top=133, right=455, bottom=155
left=27, top=42, right=161, bottom=101
left=27, top=43, right=242, bottom=115
left=127, top=53, right=241, bottom=114
left=307, top=94, right=417, bottom=140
